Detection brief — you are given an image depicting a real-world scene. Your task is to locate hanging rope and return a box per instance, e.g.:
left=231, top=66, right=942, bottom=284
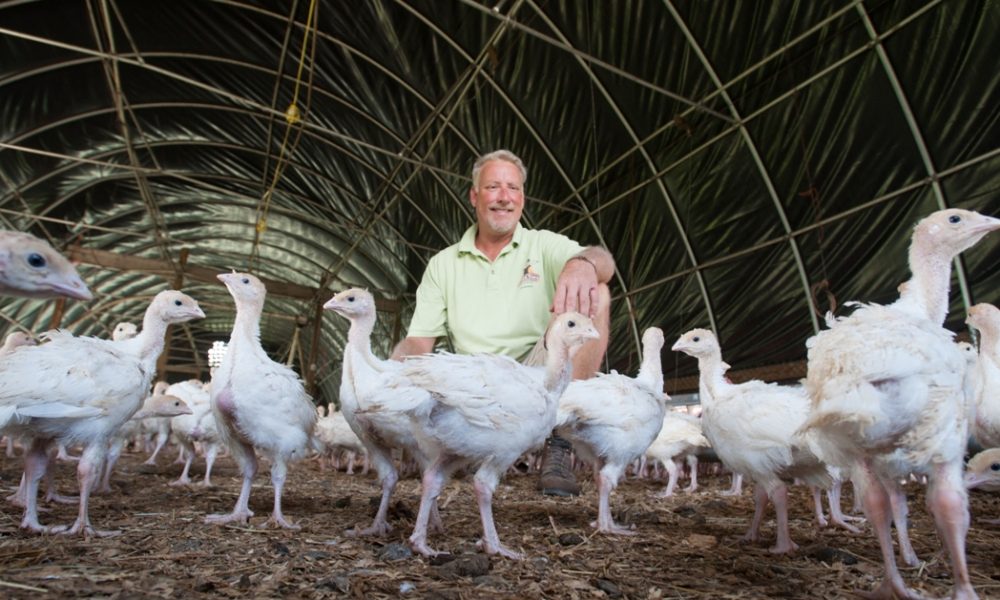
left=249, top=0, right=320, bottom=271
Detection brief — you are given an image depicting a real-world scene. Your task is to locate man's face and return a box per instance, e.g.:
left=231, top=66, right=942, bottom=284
left=470, top=159, right=524, bottom=237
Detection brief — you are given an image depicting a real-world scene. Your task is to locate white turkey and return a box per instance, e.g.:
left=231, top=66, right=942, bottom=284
left=1, top=331, right=36, bottom=357
left=95, top=323, right=157, bottom=494
left=964, top=448, right=1000, bottom=525
left=387, top=312, right=598, bottom=558
left=141, top=380, right=175, bottom=465
left=0, top=231, right=92, bottom=300
left=313, top=407, right=367, bottom=474
left=672, top=328, right=835, bottom=553
left=691, top=360, right=745, bottom=498
left=98, top=391, right=192, bottom=493
left=957, top=341, right=979, bottom=425
left=6, top=317, right=176, bottom=506
left=112, top=322, right=137, bottom=340
left=1, top=334, right=37, bottom=458
left=323, top=287, right=429, bottom=537
left=966, top=303, right=1000, bottom=449
left=645, top=410, right=709, bottom=497
left=965, top=448, right=1000, bottom=492
left=168, top=379, right=221, bottom=487
left=801, top=208, right=1000, bottom=600
left=0, top=290, right=204, bottom=535
left=554, top=327, right=667, bottom=534
left=207, top=272, right=316, bottom=529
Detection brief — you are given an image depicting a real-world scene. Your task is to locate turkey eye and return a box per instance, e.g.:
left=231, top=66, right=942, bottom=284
left=27, top=253, right=46, bottom=268
left=693, top=336, right=700, bottom=342
left=949, top=215, right=961, bottom=224
left=991, top=463, right=1000, bottom=472
left=242, top=278, right=250, bottom=284
left=347, top=296, right=355, bottom=302
left=174, top=300, right=182, bottom=306
left=567, top=320, right=576, bottom=328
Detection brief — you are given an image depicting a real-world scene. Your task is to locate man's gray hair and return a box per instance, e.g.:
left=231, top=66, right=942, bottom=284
left=472, top=150, right=527, bottom=189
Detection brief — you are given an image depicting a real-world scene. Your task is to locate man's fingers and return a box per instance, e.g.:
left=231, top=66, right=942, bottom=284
left=588, top=286, right=599, bottom=318
left=552, top=284, right=568, bottom=314
left=555, top=274, right=599, bottom=316
left=563, top=287, right=580, bottom=312
left=578, top=286, right=593, bottom=318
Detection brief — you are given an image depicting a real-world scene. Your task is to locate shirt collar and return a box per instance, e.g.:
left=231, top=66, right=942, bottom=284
left=457, top=223, right=524, bottom=257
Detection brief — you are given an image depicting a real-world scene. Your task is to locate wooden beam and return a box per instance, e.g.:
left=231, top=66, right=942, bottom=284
left=162, top=364, right=204, bottom=377
left=306, top=302, right=323, bottom=397
left=68, top=245, right=400, bottom=312
left=156, top=249, right=189, bottom=379
left=664, top=375, right=700, bottom=395
left=391, top=309, right=402, bottom=347
left=48, top=297, right=67, bottom=329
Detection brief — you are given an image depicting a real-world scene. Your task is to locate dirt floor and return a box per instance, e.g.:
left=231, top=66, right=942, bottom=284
left=0, top=451, right=998, bottom=599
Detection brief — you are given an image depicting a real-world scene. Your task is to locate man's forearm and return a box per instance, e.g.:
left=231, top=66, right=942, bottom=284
left=572, top=246, right=615, bottom=284
left=390, top=336, right=436, bottom=360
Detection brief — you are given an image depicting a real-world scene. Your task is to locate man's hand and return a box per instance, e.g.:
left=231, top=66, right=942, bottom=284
left=552, top=256, right=600, bottom=317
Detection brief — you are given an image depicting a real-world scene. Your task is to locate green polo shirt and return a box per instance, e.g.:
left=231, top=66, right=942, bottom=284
left=407, top=224, right=584, bottom=360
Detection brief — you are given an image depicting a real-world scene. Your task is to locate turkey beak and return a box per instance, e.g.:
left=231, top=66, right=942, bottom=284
left=49, top=275, right=93, bottom=301
left=321, top=296, right=340, bottom=311
left=964, top=472, right=985, bottom=490
left=972, top=214, right=1000, bottom=235
left=188, top=302, right=206, bottom=320
left=670, top=340, right=686, bottom=352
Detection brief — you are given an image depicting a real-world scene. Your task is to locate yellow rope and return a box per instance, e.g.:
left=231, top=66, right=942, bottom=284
left=251, top=0, right=318, bottom=265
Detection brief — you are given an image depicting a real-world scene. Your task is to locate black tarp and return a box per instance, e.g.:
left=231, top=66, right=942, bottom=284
left=1, top=0, right=998, bottom=404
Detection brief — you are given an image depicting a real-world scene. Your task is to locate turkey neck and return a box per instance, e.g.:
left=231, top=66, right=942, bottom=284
left=543, top=340, right=575, bottom=396
left=905, top=236, right=957, bottom=326
left=343, top=311, right=378, bottom=386
left=979, top=323, right=1000, bottom=369
left=346, top=311, right=376, bottom=358
left=695, top=351, right=728, bottom=404
left=134, top=306, right=173, bottom=373
left=228, top=299, right=264, bottom=357
left=636, top=341, right=664, bottom=392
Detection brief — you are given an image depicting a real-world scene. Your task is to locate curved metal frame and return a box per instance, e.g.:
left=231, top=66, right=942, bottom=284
left=0, top=143, right=416, bottom=294
left=664, top=0, right=821, bottom=336
left=854, top=2, right=973, bottom=312
left=524, top=1, right=694, bottom=354
left=3, top=129, right=430, bottom=286
left=0, top=0, right=991, bottom=393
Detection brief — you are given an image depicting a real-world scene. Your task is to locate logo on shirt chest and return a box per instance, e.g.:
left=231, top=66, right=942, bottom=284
left=520, top=260, right=541, bottom=287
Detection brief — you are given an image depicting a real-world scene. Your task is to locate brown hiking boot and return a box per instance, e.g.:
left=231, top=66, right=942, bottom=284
left=538, top=436, right=580, bottom=497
